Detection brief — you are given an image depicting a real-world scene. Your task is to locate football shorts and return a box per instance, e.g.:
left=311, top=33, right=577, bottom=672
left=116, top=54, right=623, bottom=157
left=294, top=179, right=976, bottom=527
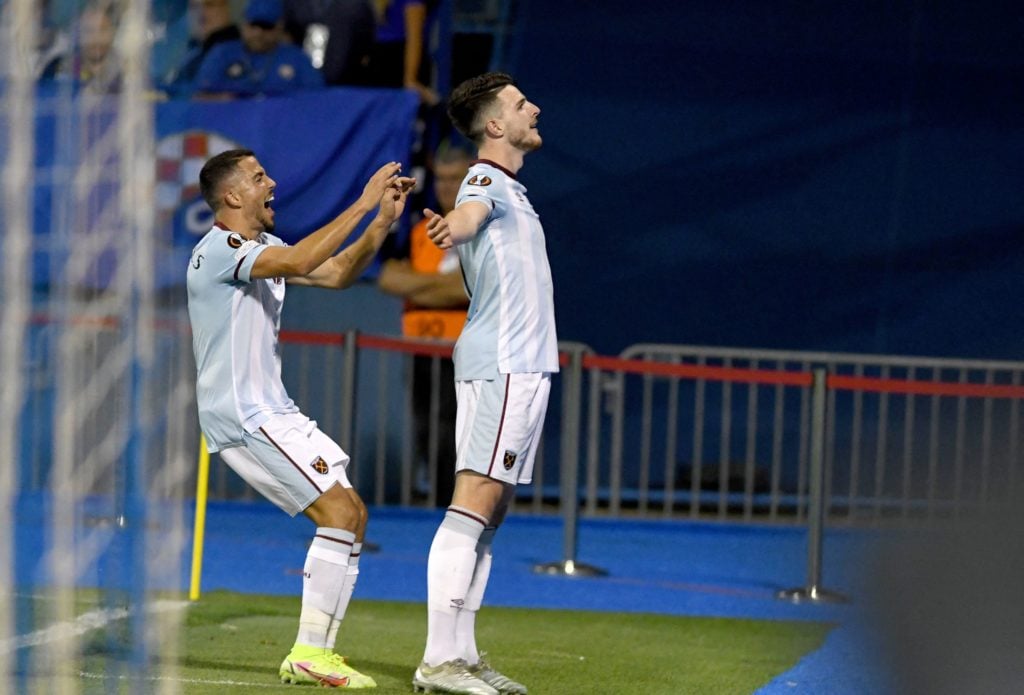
left=455, top=372, right=552, bottom=485
left=218, top=412, right=351, bottom=516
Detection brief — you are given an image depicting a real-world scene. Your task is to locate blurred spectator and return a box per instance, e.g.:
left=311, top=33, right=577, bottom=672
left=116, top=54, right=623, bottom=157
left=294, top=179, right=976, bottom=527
left=194, top=0, right=324, bottom=98
left=283, top=0, right=375, bottom=86
left=149, top=0, right=191, bottom=90
left=58, top=1, right=121, bottom=94
left=0, top=0, right=70, bottom=81
left=161, top=0, right=241, bottom=98
left=377, top=145, right=472, bottom=505
left=364, top=0, right=438, bottom=105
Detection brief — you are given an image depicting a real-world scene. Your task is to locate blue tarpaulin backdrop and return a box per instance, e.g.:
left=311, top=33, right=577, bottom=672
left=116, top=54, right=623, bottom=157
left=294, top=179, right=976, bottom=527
left=513, top=0, right=1024, bottom=361
left=155, top=88, right=419, bottom=242
left=30, top=86, right=418, bottom=288
left=20, top=1, right=1024, bottom=360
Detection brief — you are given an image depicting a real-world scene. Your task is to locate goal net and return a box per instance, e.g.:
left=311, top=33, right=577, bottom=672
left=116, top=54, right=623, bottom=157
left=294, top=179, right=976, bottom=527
left=1, top=1, right=197, bottom=691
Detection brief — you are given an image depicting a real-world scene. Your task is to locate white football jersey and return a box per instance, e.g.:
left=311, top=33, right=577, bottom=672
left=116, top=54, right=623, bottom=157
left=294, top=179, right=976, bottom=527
left=186, top=224, right=298, bottom=452
left=453, top=160, right=559, bottom=379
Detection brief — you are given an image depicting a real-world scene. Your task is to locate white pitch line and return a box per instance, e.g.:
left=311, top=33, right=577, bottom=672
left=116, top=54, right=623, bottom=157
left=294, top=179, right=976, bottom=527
left=78, top=670, right=283, bottom=689
left=0, top=599, right=189, bottom=654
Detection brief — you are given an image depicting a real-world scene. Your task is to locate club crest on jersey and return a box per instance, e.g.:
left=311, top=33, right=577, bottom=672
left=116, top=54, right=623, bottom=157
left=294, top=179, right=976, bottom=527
left=227, top=233, right=243, bottom=249
left=503, top=450, right=518, bottom=470
left=467, top=175, right=492, bottom=187
left=311, top=457, right=329, bottom=475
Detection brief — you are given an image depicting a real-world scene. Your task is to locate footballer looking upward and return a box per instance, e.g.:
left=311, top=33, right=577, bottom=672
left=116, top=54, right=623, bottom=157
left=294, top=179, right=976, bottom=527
left=412, top=72, right=557, bottom=695
left=186, top=149, right=412, bottom=688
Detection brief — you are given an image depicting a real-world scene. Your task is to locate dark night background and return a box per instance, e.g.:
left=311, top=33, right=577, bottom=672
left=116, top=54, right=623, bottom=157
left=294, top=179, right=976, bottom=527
left=505, top=0, right=1024, bottom=360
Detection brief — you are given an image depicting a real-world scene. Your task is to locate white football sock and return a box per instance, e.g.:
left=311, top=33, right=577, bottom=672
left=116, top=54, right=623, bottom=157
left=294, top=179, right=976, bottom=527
left=423, top=507, right=486, bottom=666
left=456, top=526, right=495, bottom=665
left=326, top=542, right=361, bottom=649
left=295, top=527, right=354, bottom=649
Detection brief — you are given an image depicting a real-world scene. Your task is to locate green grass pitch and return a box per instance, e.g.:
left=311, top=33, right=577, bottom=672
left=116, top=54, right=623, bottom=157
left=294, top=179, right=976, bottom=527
left=30, top=590, right=831, bottom=693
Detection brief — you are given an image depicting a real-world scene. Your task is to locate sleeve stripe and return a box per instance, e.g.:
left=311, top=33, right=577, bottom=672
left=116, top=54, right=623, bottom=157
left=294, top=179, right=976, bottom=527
left=462, top=193, right=495, bottom=211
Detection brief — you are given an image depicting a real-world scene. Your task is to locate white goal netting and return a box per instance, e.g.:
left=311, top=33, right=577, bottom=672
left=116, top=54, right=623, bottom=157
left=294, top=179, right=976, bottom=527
left=1, top=1, right=197, bottom=691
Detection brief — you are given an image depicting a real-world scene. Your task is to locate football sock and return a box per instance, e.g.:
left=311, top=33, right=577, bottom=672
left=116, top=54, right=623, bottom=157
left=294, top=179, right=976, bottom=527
left=326, top=541, right=361, bottom=649
left=456, top=526, right=495, bottom=665
left=295, top=527, right=355, bottom=649
left=423, top=506, right=486, bottom=666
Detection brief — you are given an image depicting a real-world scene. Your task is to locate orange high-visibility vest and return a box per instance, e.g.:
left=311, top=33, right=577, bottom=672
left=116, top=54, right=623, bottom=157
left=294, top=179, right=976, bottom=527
left=401, top=218, right=468, bottom=341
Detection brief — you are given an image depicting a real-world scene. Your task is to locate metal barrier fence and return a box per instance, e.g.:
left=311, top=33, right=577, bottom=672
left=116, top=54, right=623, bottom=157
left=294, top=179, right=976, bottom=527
left=604, top=344, right=1024, bottom=524
left=21, top=323, right=1023, bottom=527
left=265, top=332, right=1024, bottom=527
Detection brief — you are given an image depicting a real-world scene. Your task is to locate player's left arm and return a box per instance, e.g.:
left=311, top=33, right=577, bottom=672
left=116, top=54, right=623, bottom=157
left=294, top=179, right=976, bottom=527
left=290, top=176, right=415, bottom=289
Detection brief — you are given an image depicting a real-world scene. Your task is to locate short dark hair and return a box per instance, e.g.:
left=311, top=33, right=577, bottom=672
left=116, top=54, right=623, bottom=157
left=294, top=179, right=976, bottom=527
left=446, top=72, right=515, bottom=145
left=198, top=148, right=254, bottom=211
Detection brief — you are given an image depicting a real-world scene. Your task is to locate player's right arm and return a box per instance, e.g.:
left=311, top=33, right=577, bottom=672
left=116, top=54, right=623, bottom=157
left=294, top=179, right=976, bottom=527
left=424, top=201, right=490, bottom=249
left=248, top=162, right=402, bottom=280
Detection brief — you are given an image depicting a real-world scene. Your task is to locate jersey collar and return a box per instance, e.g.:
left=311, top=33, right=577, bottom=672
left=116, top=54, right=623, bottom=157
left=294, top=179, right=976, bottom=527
left=472, top=158, right=517, bottom=180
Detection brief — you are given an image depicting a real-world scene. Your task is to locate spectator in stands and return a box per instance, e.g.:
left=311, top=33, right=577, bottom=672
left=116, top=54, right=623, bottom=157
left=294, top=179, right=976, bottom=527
left=364, top=0, right=438, bottom=105
left=413, top=71, right=551, bottom=695
left=364, top=1, right=442, bottom=225
left=0, top=0, right=70, bottom=81
left=59, top=1, right=122, bottom=94
left=282, top=0, right=375, bottom=86
left=194, top=0, right=324, bottom=99
left=377, top=145, right=472, bottom=506
left=161, top=0, right=241, bottom=98
left=149, top=0, right=191, bottom=89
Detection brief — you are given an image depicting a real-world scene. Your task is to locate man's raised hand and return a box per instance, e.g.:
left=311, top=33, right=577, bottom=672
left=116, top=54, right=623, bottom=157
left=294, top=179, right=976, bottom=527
left=377, top=176, right=417, bottom=225
left=358, top=162, right=402, bottom=210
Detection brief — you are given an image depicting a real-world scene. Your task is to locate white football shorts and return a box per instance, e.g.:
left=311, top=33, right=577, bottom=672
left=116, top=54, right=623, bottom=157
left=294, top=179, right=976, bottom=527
left=217, top=411, right=351, bottom=517
left=455, top=372, right=552, bottom=485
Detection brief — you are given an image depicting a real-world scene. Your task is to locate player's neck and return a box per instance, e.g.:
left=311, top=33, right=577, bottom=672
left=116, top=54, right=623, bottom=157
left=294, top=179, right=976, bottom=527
left=215, top=211, right=262, bottom=239
left=476, top=142, right=524, bottom=176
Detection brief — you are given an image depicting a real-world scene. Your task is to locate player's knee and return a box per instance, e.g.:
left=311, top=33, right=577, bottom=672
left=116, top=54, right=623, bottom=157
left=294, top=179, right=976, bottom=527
left=306, top=486, right=366, bottom=531
left=323, top=501, right=361, bottom=531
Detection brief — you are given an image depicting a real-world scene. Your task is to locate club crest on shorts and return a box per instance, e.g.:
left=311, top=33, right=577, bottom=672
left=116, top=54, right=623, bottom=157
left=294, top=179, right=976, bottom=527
left=503, top=450, right=518, bottom=470
left=311, top=457, right=329, bottom=475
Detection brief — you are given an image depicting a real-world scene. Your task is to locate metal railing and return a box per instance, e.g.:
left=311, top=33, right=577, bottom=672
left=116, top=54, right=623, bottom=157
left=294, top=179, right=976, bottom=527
left=264, top=333, right=1024, bottom=528
left=599, top=344, right=1024, bottom=524
left=17, top=317, right=1024, bottom=603
left=19, top=321, right=1024, bottom=528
